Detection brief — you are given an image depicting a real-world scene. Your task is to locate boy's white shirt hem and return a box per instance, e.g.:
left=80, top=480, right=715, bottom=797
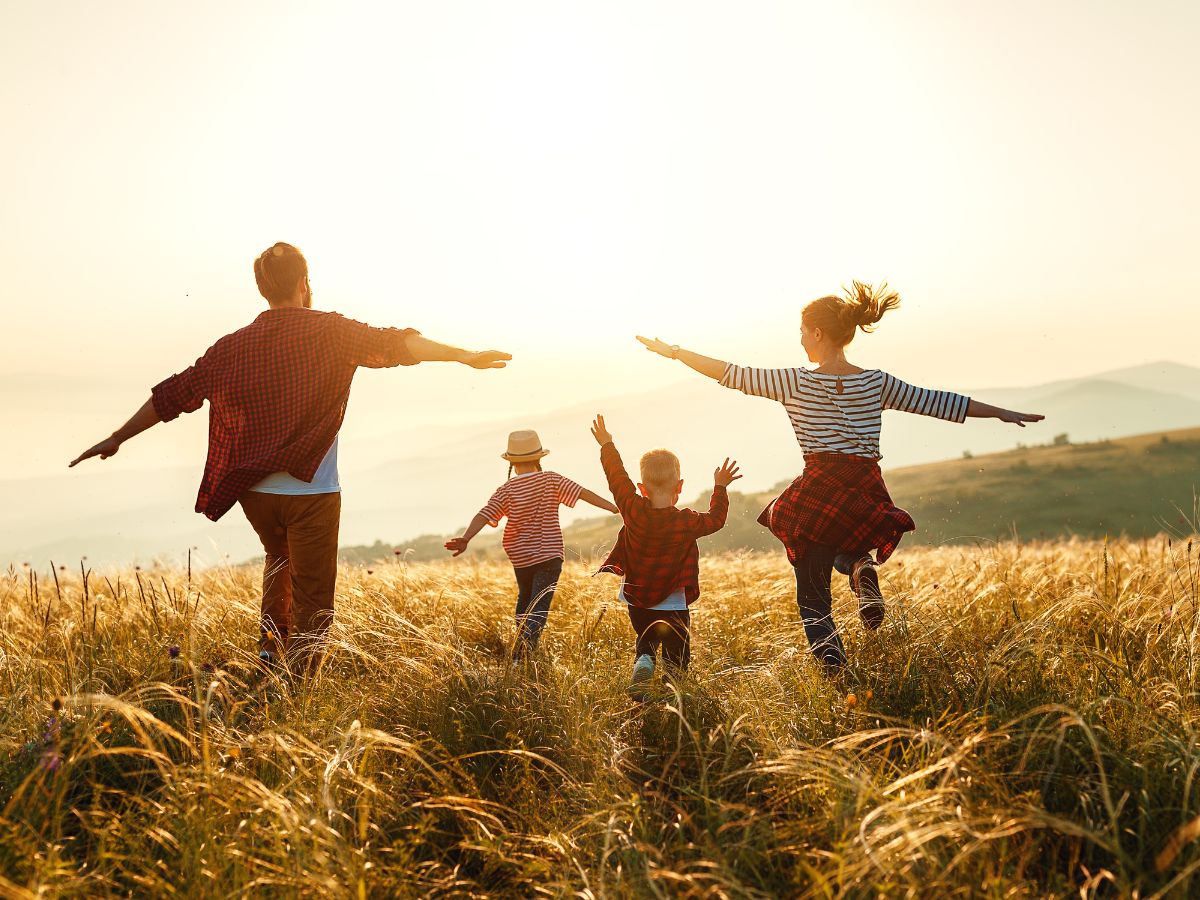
left=619, top=584, right=688, bottom=611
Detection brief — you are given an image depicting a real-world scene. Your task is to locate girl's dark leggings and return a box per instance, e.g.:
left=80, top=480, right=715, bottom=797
left=627, top=606, right=691, bottom=670
left=794, top=544, right=883, bottom=672
left=513, top=557, right=563, bottom=652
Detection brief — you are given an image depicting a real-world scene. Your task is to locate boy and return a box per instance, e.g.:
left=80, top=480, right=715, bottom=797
left=589, top=414, right=741, bottom=698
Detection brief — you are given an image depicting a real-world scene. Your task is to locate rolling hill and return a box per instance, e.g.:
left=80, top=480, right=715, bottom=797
left=357, top=426, right=1200, bottom=564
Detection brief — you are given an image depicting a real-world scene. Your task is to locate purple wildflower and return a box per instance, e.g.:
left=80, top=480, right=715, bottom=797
left=168, top=645, right=181, bottom=659
left=41, top=749, right=61, bottom=772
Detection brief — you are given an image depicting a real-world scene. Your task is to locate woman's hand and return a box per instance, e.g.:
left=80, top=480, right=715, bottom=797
left=69, top=436, right=122, bottom=467
left=713, top=458, right=742, bottom=487
left=967, top=400, right=1045, bottom=427
left=637, top=337, right=728, bottom=381
left=636, top=336, right=677, bottom=359
left=590, top=414, right=613, bottom=446
left=997, top=409, right=1044, bottom=427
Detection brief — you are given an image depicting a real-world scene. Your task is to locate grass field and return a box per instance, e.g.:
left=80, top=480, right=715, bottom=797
left=3, top=539, right=1200, bottom=897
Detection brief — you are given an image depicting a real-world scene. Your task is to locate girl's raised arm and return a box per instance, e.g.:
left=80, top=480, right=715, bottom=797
left=636, top=336, right=727, bottom=381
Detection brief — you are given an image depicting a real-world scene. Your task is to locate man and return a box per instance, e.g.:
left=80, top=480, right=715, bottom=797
left=70, top=242, right=510, bottom=672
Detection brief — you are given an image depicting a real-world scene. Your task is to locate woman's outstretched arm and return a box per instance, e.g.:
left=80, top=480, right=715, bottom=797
left=636, top=336, right=727, bottom=381
left=966, top=399, right=1044, bottom=427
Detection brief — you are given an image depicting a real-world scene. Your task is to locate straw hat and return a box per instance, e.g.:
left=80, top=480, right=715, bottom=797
left=501, top=429, right=550, bottom=462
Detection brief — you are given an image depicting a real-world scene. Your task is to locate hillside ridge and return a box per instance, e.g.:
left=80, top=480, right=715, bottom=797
left=347, top=426, right=1200, bottom=564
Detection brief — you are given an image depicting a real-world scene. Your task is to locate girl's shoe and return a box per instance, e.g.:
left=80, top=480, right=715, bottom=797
left=628, top=654, right=656, bottom=700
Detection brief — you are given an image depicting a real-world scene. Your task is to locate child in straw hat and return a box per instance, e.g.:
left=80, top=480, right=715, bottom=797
left=445, top=429, right=618, bottom=657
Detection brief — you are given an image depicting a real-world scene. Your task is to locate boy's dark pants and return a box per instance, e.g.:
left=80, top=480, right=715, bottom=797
left=513, top=558, right=563, bottom=652
left=627, top=606, right=691, bottom=670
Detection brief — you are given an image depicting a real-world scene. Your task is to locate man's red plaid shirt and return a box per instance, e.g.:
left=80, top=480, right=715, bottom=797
left=758, top=452, right=915, bottom=566
left=151, top=307, right=418, bottom=521
left=596, top=441, right=728, bottom=609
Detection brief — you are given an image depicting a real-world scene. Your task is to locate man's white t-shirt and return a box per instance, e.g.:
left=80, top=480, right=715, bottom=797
left=248, top=436, right=341, bottom=495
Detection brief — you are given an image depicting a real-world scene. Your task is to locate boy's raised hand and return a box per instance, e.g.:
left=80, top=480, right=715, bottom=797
left=444, top=536, right=470, bottom=556
left=590, top=414, right=613, bottom=446
left=714, top=458, right=742, bottom=487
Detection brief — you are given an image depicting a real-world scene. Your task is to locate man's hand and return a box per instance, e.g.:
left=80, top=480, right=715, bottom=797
left=714, top=458, right=742, bottom=488
left=69, top=436, right=121, bottom=467
left=444, top=536, right=471, bottom=557
left=460, top=350, right=512, bottom=370
left=636, top=336, right=676, bottom=359
left=590, top=414, right=613, bottom=446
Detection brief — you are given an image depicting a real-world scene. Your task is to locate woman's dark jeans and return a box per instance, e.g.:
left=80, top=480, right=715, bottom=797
left=794, top=544, right=884, bottom=672
left=513, top=557, right=563, bottom=654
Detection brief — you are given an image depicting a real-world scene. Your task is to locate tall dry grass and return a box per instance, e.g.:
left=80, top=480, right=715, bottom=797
left=1, top=538, right=1199, bottom=897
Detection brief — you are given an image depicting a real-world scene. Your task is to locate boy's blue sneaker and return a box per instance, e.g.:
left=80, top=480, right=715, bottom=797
left=628, top=653, right=656, bottom=700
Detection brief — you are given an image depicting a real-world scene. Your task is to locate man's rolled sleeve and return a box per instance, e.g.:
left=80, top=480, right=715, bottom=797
left=151, top=364, right=206, bottom=422
left=336, top=315, right=420, bottom=369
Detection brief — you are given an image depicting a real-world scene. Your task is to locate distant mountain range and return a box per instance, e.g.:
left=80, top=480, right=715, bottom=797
left=4, top=360, right=1200, bottom=567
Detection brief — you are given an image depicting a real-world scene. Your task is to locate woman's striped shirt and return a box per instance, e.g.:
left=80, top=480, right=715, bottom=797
left=720, top=365, right=971, bottom=460
left=479, top=471, right=584, bottom=568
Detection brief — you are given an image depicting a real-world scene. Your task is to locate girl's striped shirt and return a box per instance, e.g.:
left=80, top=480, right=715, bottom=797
left=480, top=471, right=584, bottom=568
left=720, top=365, right=971, bottom=459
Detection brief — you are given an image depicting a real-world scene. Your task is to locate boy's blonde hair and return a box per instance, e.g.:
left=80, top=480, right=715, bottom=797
left=639, top=448, right=681, bottom=490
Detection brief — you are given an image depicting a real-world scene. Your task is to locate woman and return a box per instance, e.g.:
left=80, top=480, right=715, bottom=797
left=636, top=282, right=1043, bottom=672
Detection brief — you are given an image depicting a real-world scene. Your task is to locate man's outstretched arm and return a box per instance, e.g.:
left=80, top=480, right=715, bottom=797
left=69, top=397, right=161, bottom=467
left=404, top=334, right=511, bottom=369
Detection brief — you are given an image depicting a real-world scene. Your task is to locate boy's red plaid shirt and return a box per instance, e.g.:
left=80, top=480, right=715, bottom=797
left=596, top=441, right=728, bottom=608
left=759, top=452, right=915, bottom=565
left=151, top=307, right=418, bottom=520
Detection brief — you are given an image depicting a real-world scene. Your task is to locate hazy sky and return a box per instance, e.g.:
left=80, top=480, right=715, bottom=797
left=3, top=1, right=1198, bottom=458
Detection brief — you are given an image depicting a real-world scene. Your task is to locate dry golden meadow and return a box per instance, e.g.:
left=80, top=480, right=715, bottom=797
left=3, top=539, right=1200, bottom=898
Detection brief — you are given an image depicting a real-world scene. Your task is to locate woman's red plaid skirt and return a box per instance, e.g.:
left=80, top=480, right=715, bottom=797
left=757, top=452, right=915, bottom=566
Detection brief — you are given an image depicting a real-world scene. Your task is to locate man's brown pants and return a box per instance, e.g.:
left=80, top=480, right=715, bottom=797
left=239, top=491, right=341, bottom=669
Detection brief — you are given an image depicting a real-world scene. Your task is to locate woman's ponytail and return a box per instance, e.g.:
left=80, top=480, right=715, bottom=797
left=844, top=280, right=900, bottom=334
left=803, top=280, right=901, bottom=347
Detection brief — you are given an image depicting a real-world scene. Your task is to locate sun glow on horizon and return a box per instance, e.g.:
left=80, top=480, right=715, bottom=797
left=1, top=1, right=1198, bottom=478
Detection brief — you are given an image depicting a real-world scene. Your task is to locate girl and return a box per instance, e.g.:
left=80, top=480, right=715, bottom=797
left=636, top=282, right=1044, bottom=673
left=445, top=429, right=619, bottom=657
